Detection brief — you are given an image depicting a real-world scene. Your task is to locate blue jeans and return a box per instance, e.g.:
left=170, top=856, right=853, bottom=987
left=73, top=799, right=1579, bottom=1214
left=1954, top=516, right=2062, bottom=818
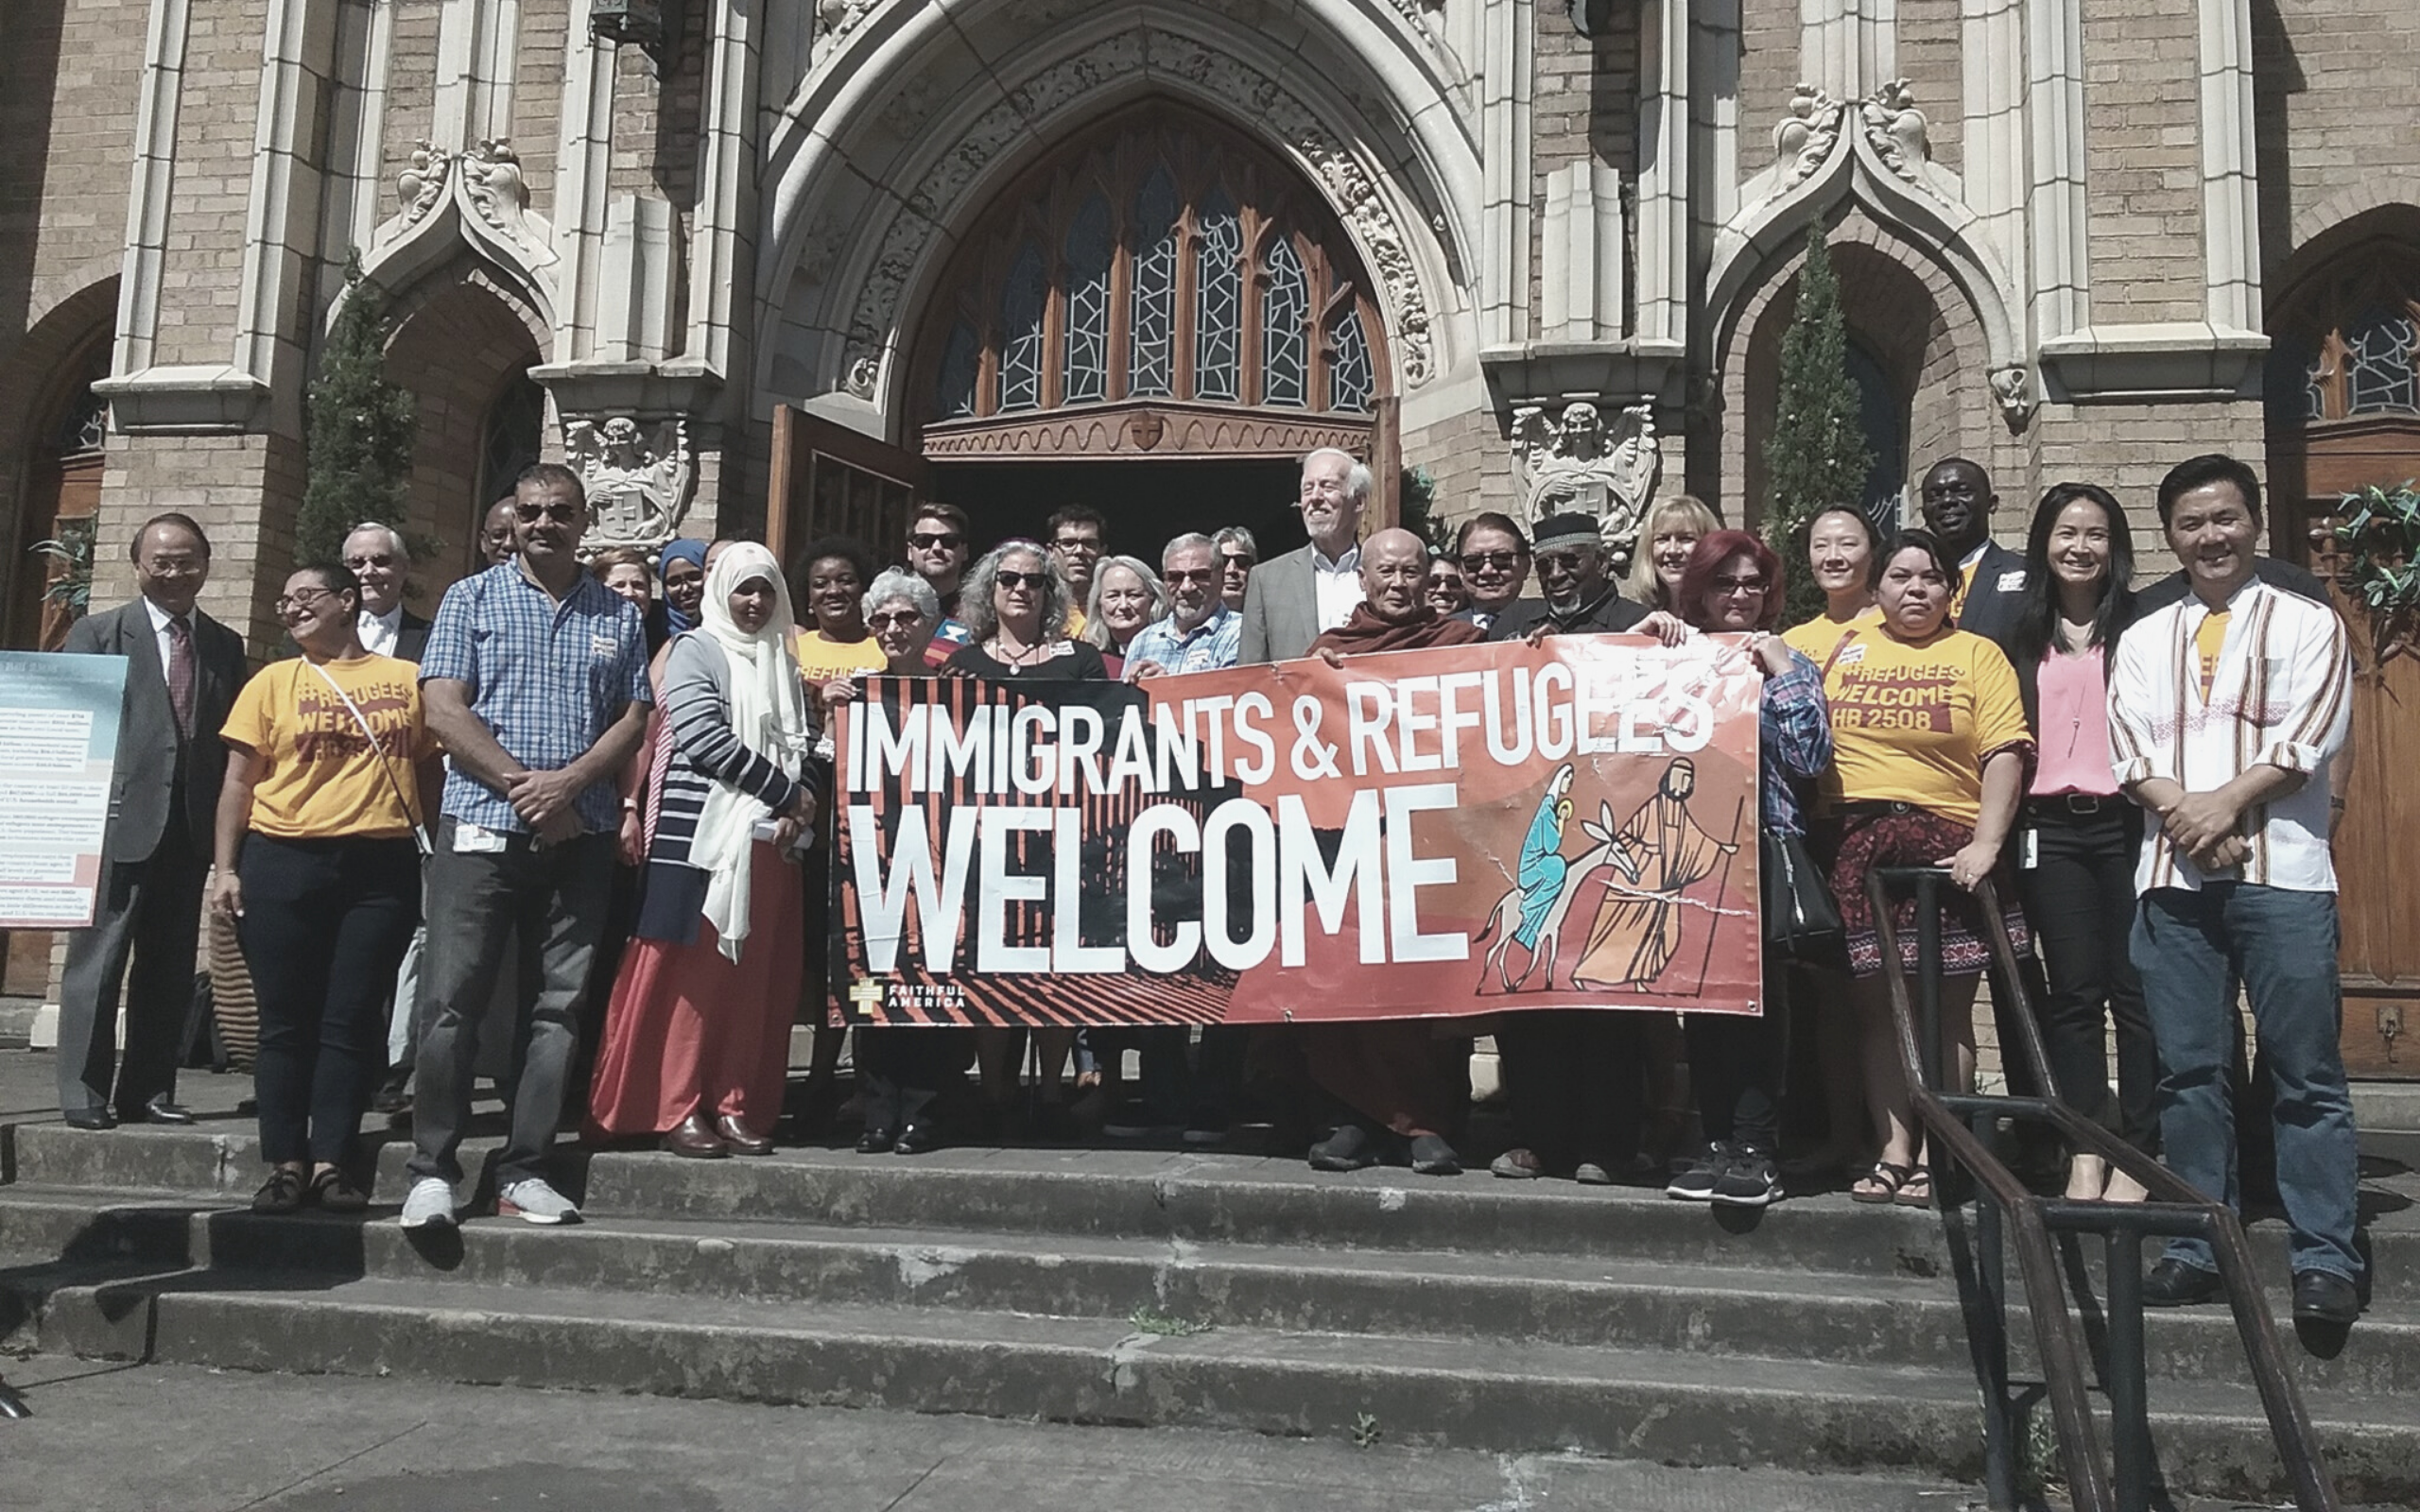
left=2133, top=885, right=2360, bottom=1281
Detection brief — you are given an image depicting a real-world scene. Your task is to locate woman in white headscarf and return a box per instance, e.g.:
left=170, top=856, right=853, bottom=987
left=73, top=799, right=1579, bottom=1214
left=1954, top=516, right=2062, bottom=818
left=587, top=543, right=821, bottom=1158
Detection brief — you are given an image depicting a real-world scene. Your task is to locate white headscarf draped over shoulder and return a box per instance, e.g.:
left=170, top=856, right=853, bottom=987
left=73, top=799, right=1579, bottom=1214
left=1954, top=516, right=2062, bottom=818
left=688, top=542, right=815, bottom=961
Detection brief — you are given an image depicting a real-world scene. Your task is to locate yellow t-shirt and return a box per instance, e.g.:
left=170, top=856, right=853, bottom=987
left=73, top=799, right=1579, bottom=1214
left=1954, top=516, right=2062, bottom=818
left=791, top=628, right=890, bottom=680
left=1780, top=607, right=1881, bottom=667
left=2195, top=609, right=2230, bottom=701
left=221, top=655, right=434, bottom=840
left=1820, top=625, right=2031, bottom=826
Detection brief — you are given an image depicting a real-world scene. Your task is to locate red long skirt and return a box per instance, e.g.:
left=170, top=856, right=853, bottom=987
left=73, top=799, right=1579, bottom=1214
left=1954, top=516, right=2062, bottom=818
left=586, top=844, right=803, bottom=1139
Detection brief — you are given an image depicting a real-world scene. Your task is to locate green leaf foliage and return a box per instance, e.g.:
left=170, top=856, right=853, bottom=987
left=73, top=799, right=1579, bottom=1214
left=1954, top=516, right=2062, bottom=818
left=298, top=253, right=419, bottom=570
left=2333, top=480, right=2420, bottom=659
left=1760, top=228, right=1873, bottom=627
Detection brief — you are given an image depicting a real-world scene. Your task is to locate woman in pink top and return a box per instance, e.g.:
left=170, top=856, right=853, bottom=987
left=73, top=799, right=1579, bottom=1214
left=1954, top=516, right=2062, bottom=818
left=2004, top=483, right=2153, bottom=1203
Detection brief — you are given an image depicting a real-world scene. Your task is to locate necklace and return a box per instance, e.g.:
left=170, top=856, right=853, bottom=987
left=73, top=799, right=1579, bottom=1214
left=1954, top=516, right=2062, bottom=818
left=990, top=632, right=1048, bottom=675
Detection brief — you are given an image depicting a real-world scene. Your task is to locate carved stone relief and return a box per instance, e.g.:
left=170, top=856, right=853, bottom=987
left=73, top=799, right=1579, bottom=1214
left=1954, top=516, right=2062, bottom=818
left=1772, top=80, right=1938, bottom=198
left=1859, top=80, right=1932, bottom=185
left=1509, top=401, right=1662, bottom=562
left=564, top=417, right=697, bottom=553
left=836, top=26, right=1440, bottom=399
left=1772, top=85, right=1842, bottom=186
left=382, top=137, right=559, bottom=271
left=1989, top=364, right=2034, bottom=428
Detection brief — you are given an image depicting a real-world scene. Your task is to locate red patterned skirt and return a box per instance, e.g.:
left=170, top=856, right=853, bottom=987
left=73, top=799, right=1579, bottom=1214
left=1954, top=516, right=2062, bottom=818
left=1829, top=804, right=2031, bottom=980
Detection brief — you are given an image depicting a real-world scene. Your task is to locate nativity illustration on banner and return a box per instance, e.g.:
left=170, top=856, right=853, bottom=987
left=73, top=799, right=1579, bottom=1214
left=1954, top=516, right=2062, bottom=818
left=828, top=634, right=1764, bottom=1028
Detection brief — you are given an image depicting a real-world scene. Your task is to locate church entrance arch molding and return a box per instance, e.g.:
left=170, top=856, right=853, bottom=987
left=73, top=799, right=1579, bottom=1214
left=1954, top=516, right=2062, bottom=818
left=756, top=3, right=1477, bottom=434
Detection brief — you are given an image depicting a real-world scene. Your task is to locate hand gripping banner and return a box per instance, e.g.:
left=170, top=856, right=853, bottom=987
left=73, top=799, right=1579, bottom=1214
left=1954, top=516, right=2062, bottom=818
left=830, top=634, right=1765, bottom=1027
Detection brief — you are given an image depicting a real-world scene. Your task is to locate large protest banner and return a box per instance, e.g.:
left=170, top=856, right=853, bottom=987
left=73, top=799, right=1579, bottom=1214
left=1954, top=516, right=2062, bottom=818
left=830, top=634, right=1764, bottom=1027
left=0, top=650, right=130, bottom=930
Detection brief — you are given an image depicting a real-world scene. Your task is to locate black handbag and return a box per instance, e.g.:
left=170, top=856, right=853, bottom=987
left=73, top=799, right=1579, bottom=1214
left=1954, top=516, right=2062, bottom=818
left=1762, top=829, right=1843, bottom=957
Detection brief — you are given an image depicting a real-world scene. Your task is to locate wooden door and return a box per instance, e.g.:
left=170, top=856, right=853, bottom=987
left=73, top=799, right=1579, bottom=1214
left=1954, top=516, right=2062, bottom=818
left=766, top=406, right=929, bottom=583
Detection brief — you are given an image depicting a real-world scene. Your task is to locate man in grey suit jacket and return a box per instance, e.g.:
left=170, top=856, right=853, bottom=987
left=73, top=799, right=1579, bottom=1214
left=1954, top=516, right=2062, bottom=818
left=56, top=512, right=247, bottom=1127
left=1238, top=448, right=1370, bottom=664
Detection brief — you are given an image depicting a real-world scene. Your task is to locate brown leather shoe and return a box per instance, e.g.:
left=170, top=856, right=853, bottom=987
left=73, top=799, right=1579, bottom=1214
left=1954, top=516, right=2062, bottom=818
left=663, top=1112, right=727, bottom=1159
left=714, top=1114, right=775, bottom=1157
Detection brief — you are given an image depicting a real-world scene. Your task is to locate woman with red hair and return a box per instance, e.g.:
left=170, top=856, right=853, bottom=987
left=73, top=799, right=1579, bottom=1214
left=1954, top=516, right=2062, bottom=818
left=1661, top=530, right=1834, bottom=1207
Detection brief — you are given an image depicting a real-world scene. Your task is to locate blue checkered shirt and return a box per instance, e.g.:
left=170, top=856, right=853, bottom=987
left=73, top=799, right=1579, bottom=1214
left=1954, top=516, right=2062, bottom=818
left=1124, top=603, right=1242, bottom=675
left=418, top=562, right=652, bottom=833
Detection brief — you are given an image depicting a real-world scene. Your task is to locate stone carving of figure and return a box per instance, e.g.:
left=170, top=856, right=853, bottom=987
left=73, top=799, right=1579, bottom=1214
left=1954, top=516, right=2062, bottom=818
left=1511, top=401, right=1662, bottom=566
left=564, top=417, right=697, bottom=553
left=396, top=143, right=451, bottom=223
left=1773, top=84, right=1841, bottom=185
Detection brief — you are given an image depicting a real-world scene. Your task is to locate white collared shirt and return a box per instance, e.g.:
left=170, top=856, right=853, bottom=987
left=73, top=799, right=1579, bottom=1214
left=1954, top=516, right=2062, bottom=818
left=358, top=603, right=404, bottom=657
left=141, top=595, right=183, bottom=684
left=2108, top=577, right=2351, bottom=895
left=1310, top=542, right=1363, bottom=632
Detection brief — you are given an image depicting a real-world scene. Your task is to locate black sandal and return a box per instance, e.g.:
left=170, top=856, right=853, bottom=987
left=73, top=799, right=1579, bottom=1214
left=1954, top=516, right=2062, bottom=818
left=308, top=1166, right=369, bottom=1212
left=251, top=1168, right=306, bottom=1214
left=1850, top=1160, right=1916, bottom=1205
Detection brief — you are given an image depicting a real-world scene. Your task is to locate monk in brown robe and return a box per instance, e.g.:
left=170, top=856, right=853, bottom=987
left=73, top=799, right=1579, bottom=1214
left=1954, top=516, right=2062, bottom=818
left=1571, top=758, right=1735, bottom=991
left=1299, top=529, right=1486, bottom=1177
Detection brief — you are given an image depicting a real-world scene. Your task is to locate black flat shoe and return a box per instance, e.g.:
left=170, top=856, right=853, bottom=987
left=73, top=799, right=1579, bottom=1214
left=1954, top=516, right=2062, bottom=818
left=251, top=1168, right=306, bottom=1214
left=2292, top=1270, right=2360, bottom=1326
left=1308, top=1124, right=1378, bottom=1172
left=1409, top=1134, right=1461, bottom=1177
left=122, top=1097, right=196, bottom=1125
left=2142, top=1258, right=2223, bottom=1308
left=857, top=1125, right=898, bottom=1155
left=62, top=1108, right=117, bottom=1131
left=892, top=1123, right=942, bottom=1156
left=308, top=1167, right=369, bottom=1213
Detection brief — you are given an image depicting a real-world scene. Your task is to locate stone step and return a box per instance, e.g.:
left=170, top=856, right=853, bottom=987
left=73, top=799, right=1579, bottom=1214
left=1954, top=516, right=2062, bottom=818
left=4, top=1182, right=2414, bottom=1400
left=12, top=1121, right=2417, bottom=1305
left=8, top=1263, right=2414, bottom=1504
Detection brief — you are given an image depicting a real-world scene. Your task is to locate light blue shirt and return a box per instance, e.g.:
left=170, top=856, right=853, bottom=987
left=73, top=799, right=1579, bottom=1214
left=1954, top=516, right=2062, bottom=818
left=1124, top=603, right=1242, bottom=675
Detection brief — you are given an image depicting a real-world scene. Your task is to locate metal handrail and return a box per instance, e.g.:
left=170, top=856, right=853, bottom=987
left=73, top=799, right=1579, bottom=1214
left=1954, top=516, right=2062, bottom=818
left=1865, top=866, right=2337, bottom=1512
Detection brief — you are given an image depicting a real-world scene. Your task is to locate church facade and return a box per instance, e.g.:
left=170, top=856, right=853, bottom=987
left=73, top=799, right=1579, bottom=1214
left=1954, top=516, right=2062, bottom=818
left=3, top=0, right=2418, bottom=1046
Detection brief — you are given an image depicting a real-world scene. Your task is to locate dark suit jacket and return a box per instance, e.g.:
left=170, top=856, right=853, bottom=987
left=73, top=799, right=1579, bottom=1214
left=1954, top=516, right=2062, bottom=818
left=1483, top=586, right=1651, bottom=641
left=2130, top=556, right=2327, bottom=617
left=1950, top=541, right=2031, bottom=647
left=64, top=598, right=246, bottom=863
left=392, top=608, right=432, bottom=663
left=1238, top=545, right=1337, bottom=664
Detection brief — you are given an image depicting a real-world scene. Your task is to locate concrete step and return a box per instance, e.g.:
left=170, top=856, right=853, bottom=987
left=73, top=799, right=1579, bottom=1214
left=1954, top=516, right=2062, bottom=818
left=4, top=1181, right=2415, bottom=1400
left=9, top=1263, right=2415, bottom=1504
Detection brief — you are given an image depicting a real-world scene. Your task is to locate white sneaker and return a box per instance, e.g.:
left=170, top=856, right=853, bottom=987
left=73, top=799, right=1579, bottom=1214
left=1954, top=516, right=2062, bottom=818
left=497, top=1177, right=581, bottom=1226
left=398, top=1177, right=457, bottom=1229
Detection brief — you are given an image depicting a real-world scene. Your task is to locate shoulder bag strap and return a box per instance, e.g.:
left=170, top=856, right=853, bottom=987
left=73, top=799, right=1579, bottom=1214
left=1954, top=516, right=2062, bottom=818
left=307, top=661, right=434, bottom=856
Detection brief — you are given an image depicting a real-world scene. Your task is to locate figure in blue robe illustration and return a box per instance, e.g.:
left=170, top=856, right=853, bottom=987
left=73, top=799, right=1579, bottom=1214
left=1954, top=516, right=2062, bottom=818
left=1513, top=764, right=1577, bottom=950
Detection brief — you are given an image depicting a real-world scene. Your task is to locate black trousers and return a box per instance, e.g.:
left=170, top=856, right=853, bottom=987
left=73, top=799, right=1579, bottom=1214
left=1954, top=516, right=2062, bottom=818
left=1685, top=963, right=1788, bottom=1153
left=56, top=811, right=206, bottom=1118
left=1495, top=1010, right=1644, bottom=1171
left=237, top=833, right=422, bottom=1164
left=2016, top=800, right=2158, bottom=1153
left=856, top=1026, right=968, bottom=1132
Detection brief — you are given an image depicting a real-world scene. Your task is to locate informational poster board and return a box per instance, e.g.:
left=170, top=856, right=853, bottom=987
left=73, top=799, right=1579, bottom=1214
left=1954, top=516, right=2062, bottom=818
left=0, top=651, right=129, bottom=929
left=830, top=634, right=1764, bottom=1028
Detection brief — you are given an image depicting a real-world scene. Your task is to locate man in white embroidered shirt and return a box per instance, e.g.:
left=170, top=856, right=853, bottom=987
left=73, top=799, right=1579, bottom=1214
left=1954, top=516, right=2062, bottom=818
left=2108, top=453, right=2360, bottom=1328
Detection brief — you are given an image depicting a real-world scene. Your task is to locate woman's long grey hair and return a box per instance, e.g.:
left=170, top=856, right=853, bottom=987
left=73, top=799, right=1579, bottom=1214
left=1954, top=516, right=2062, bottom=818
left=959, top=540, right=1075, bottom=643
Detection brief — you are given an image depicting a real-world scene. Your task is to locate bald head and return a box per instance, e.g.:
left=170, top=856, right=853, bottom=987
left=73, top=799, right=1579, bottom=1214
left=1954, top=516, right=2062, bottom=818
left=1359, top=528, right=1431, bottom=624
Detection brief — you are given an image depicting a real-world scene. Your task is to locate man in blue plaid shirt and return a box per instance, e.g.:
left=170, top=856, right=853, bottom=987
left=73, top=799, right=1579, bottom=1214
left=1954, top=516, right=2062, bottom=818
left=1124, top=533, right=1241, bottom=679
left=400, top=462, right=652, bottom=1230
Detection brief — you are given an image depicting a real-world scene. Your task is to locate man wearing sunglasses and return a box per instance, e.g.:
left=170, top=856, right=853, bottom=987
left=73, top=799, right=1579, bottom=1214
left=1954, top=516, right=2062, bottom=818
left=1126, top=533, right=1241, bottom=679
left=905, top=503, right=976, bottom=668
left=1485, top=510, right=1650, bottom=642
left=1450, top=512, right=1531, bottom=632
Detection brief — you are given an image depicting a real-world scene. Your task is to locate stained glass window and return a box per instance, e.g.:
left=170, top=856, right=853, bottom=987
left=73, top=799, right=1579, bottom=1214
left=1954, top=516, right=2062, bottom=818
left=936, top=319, right=979, bottom=419
left=1193, top=191, right=1242, bottom=403
left=1130, top=167, right=1179, bottom=399
left=999, top=240, right=1047, bottom=412
left=2346, top=307, right=2419, bottom=415
left=1328, top=302, right=1374, bottom=413
left=1063, top=196, right=1113, bottom=404
left=1261, top=235, right=1308, bottom=407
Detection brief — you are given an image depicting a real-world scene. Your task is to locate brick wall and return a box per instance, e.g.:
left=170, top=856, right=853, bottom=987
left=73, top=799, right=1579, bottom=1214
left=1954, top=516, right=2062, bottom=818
left=90, top=428, right=308, bottom=657
left=0, top=0, right=149, bottom=315
left=1529, top=2, right=1638, bottom=335
left=513, top=0, right=573, bottom=206
left=150, top=0, right=279, bottom=369
left=2255, top=0, right=2420, bottom=261
left=2027, top=398, right=2269, bottom=564
left=2080, top=0, right=2204, bottom=324
left=1401, top=406, right=1516, bottom=537
left=1735, top=0, right=1799, bottom=189
left=381, top=0, right=443, bottom=204
left=1894, top=0, right=1962, bottom=175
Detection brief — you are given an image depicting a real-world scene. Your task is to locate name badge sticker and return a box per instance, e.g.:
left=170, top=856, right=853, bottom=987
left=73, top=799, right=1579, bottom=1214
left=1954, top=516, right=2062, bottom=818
left=1835, top=643, right=1867, bottom=666
left=1996, top=570, right=2028, bottom=592
left=591, top=635, right=618, bottom=659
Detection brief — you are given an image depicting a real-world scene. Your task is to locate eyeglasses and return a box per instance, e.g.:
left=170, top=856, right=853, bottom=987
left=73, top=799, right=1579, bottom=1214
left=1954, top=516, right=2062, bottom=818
left=1052, top=536, right=1101, bottom=553
left=994, top=570, right=1046, bottom=591
left=908, top=531, right=963, bottom=550
left=869, top=609, right=925, bottom=628
left=273, top=588, right=339, bottom=614
left=1219, top=555, right=1253, bottom=571
left=1460, top=551, right=1522, bottom=572
left=1712, top=576, right=1768, bottom=594
left=141, top=557, right=206, bottom=577
left=513, top=502, right=582, bottom=524
left=1164, top=568, right=1216, bottom=585
left=1534, top=550, right=1590, bottom=573
left=343, top=553, right=398, bottom=571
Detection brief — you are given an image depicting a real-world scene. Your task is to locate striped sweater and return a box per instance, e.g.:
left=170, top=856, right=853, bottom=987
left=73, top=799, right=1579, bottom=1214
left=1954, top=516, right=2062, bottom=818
left=640, top=632, right=819, bottom=871
left=2107, top=576, right=2350, bottom=895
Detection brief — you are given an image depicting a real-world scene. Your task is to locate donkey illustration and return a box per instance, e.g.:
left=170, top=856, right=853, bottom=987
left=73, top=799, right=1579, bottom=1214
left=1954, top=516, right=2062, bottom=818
left=1473, top=800, right=1638, bottom=992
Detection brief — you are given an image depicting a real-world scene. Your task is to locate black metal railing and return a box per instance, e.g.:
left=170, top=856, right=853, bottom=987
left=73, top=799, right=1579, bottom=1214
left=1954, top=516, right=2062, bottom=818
left=1865, top=866, right=2336, bottom=1512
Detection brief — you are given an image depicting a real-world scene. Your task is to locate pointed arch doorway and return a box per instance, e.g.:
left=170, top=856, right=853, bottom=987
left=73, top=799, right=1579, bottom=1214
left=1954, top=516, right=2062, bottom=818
left=770, top=103, right=1398, bottom=568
